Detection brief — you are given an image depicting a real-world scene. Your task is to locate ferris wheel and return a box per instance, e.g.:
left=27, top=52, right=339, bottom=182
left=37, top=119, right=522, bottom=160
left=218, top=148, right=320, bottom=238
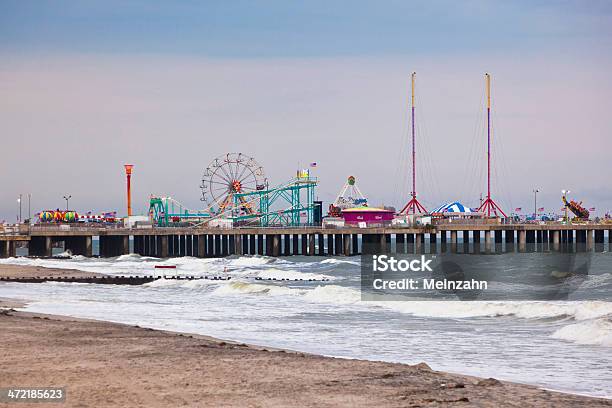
left=200, top=153, right=267, bottom=215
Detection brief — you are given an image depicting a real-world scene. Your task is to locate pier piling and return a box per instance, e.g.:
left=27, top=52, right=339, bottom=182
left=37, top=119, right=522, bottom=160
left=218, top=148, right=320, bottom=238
left=29, top=236, right=52, bottom=257
left=318, top=234, right=326, bottom=256
left=450, top=231, right=458, bottom=253
left=343, top=234, right=350, bottom=256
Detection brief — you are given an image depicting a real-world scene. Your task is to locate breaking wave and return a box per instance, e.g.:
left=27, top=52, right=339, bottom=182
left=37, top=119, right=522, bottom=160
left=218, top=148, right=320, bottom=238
left=143, top=278, right=223, bottom=289
left=227, top=256, right=274, bottom=267
left=381, top=300, right=612, bottom=321
left=303, top=285, right=362, bottom=304
left=552, top=318, right=612, bottom=347
left=254, top=268, right=334, bottom=281
left=319, top=258, right=360, bottom=266
left=212, top=281, right=300, bottom=296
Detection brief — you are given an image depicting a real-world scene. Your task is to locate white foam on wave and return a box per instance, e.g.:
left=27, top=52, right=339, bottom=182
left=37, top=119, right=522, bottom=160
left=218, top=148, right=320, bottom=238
left=382, top=300, right=612, bottom=321
left=320, top=258, right=360, bottom=266
left=575, top=273, right=612, bottom=289
left=42, top=281, right=92, bottom=286
left=228, top=256, right=273, bottom=267
left=255, top=268, right=334, bottom=281
left=207, top=282, right=361, bottom=305
left=552, top=318, right=612, bottom=347
left=212, top=281, right=300, bottom=296
left=303, top=285, right=362, bottom=304
left=0, top=255, right=112, bottom=273
left=116, top=253, right=159, bottom=262
left=144, top=278, right=223, bottom=289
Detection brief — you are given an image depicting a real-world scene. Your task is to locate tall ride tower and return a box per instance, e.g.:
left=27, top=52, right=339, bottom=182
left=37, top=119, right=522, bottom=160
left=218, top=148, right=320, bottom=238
left=476, top=73, right=506, bottom=217
left=401, top=72, right=427, bottom=215
left=124, top=164, right=134, bottom=217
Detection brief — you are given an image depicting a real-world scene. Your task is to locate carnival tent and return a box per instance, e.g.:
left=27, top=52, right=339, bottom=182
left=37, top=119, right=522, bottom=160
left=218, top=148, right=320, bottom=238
left=430, top=201, right=476, bottom=214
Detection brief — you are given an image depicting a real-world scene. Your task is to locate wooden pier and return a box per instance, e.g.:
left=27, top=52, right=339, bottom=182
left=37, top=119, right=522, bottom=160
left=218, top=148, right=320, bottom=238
left=1, top=224, right=610, bottom=258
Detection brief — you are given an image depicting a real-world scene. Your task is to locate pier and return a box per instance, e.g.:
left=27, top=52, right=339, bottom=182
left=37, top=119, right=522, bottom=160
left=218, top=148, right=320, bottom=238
left=1, top=223, right=610, bottom=258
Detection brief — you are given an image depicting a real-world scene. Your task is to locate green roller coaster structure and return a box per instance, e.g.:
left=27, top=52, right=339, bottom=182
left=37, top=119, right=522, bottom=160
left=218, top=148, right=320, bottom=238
left=149, top=175, right=317, bottom=227
left=149, top=196, right=211, bottom=227
left=231, top=175, right=317, bottom=227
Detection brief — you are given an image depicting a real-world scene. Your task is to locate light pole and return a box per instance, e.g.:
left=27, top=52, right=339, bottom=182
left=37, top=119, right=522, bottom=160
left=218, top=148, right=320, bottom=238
left=533, top=189, right=539, bottom=220
left=63, top=195, right=72, bottom=211
left=17, top=194, right=22, bottom=223
left=28, top=194, right=31, bottom=221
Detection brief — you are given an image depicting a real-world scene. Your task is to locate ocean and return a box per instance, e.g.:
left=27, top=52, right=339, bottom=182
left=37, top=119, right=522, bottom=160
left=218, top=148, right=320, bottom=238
left=1, top=252, right=611, bottom=398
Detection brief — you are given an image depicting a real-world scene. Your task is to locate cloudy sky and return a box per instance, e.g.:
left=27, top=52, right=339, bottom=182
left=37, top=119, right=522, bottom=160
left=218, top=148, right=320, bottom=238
left=1, top=1, right=611, bottom=221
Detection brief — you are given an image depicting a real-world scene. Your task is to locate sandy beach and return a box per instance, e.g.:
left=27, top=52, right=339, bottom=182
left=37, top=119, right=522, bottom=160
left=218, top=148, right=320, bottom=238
left=0, top=296, right=610, bottom=408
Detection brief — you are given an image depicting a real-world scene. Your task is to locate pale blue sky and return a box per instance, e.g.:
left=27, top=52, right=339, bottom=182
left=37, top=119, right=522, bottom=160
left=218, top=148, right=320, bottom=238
left=1, top=1, right=611, bottom=220
left=2, top=1, right=611, bottom=57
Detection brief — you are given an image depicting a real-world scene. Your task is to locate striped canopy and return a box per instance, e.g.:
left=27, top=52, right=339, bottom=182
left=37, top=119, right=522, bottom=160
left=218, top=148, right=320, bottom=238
left=430, top=201, right=475, bottom=214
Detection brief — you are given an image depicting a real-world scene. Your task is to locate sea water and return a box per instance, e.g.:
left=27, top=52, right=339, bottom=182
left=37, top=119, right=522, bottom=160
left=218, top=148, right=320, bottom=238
left=1, top=253, right=611, bottom=398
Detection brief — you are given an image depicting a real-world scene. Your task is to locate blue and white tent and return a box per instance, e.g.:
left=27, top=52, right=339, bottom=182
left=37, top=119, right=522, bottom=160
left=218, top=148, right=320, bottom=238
left=430, top=201, right=475, bottom=214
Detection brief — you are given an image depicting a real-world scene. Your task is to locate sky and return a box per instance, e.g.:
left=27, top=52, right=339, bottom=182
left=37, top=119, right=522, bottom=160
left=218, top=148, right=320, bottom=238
left=1, top=0, right=611, bottom=221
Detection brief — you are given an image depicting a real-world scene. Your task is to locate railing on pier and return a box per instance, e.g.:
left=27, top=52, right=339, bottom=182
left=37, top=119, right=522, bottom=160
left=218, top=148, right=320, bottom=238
left=0, top=224, right=30, bottom=236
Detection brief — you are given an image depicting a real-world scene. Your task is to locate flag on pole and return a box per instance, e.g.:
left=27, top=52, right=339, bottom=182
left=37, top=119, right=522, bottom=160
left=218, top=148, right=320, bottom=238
left=514, top=207, right=522, bottom=212
left=538, top=207, right=545, bottom=212
left=309, top=162, right=317, bottom=168
left=589, top=207, right=596, bottom=212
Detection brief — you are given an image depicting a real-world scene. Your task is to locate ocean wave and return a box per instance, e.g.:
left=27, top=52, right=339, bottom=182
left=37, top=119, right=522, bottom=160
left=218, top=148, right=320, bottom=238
left=574, top=273, right=612, bottom=289
left=255, top=268, right=334, bottom=281
left=551, top=318, right=612, bottom=347
left=303, top=285, right=362, bottom=304
left=228, top=256, right=274, bottom=267
left=212, top=281, right=300, bottom=296
left=143, top=278, right=223, bottom=289
left=41, top=281, right=92, bottom=286
left=382, top=300, right=612, bottom=321
left=320, top=258, right=360, bottom=266
left=116, top=253, right=159, bottom=262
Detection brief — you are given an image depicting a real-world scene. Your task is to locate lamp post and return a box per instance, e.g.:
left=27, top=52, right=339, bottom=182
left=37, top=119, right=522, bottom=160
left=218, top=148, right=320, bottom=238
left=533, top=189, right=539, bottom=220
left=63, top=195, right=72, bottom=211
left=17, top=195, right=22, bottom=223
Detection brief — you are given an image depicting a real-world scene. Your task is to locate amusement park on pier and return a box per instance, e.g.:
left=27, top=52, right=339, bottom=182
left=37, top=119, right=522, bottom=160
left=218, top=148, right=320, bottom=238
left=2, top=73, right=611, bottom=258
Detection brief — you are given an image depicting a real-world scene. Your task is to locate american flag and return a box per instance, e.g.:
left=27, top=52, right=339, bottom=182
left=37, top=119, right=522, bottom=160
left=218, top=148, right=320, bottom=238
left=589, top=207, right=596, bottom=212
left=514, top=207, right=522, bottom=212
left=538, top=207, right=545, bottom=212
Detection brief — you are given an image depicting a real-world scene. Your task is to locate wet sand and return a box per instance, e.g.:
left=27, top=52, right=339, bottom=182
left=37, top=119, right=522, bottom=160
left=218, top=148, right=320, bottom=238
left=0, top=263, right=106, bottom=279
left=1, top=299, right=610, bottom=408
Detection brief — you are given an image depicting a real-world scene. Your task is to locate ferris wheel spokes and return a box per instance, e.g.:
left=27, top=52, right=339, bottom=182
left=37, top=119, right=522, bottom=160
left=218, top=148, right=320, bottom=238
left=200, top=153, right=267, bottom=216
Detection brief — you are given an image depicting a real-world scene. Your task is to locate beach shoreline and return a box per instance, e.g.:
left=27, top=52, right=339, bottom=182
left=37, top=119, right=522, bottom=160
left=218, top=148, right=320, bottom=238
left=0, top=263, right=107, bottom=279
left=1, top=296, right=610, bottom=407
